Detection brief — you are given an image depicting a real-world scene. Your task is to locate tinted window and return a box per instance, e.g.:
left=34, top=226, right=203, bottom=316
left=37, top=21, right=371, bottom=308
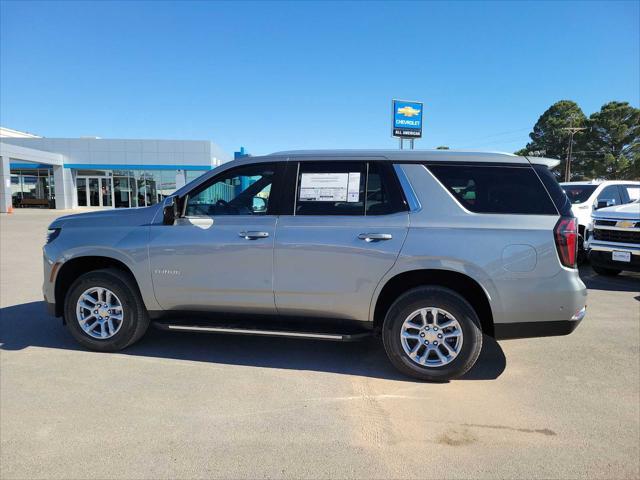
left=561, top=184, right=598, bottom=204
left=534, top=165, right=572, bottom=216
left=366, top=162, right=402, bottom=215
left=597, top=185, right=622, bottom=206
left=293, top=162, right=405, bottom=216
left=185, top=164, right=276, bottom=216
left=295, top=162, right=366, bottom=215
left=427, top=164, right=557, bottom=215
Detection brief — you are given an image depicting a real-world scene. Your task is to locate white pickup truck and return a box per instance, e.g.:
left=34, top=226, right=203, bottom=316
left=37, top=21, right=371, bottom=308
left=560, top=181, right=640, bottom=257
left=587, top=200, right=640, bottom=276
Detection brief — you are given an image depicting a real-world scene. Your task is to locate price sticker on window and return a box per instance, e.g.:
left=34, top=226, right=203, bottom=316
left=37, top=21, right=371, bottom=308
left=299, top=172, right=361, bottom=202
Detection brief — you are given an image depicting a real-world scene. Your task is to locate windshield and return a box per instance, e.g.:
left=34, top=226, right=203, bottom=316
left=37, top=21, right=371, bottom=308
left=562, top=185, right=598, bottom=204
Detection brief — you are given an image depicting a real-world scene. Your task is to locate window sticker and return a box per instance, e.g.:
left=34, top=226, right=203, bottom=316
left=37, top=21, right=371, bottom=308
left=346, top=172, right=361, bottom=202
left=299, top=173, right=351, bottom=202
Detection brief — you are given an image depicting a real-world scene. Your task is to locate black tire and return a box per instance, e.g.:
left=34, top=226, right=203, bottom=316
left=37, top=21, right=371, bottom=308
left=382, top=286, right=483, bottom=382
left=577, top=233, right=587, bottom=265
left=592, top=265, right=621, bottom=276
left=64, top=268, right=150, bottom=351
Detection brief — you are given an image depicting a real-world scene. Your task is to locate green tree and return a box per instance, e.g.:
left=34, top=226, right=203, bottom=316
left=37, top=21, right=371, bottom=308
left=582, top=102, right=640, bottom=180
left=518, top=100, right=587, bottom=179
left=436, top=145, right=450, bottom=150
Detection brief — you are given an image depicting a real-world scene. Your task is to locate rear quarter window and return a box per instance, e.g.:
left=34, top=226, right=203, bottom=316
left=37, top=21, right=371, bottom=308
left=533, top=164, right=572, bottom=216
left=426, top=164, right=558, bottom=215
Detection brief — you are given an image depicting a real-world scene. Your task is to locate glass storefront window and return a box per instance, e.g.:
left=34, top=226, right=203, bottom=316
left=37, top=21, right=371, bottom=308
left=10, top=168, right=54, bottom=208
left=186, top=170, right=207, bottom=183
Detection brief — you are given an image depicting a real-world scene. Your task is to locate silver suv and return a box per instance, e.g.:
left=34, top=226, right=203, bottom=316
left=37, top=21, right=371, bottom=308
left=43, top=150, right=587, bottom=381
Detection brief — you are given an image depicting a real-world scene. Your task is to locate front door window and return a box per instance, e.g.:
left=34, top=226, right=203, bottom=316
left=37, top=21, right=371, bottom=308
left=185, top=164, right=276, bottom=217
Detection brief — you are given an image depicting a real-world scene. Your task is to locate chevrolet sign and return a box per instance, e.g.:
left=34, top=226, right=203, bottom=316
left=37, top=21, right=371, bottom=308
left=392, top=100, right=423, bottom=138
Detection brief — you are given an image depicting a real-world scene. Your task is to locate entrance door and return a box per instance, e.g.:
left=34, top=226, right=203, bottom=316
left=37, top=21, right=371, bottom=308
left=77, top=176, right=114, bottom=207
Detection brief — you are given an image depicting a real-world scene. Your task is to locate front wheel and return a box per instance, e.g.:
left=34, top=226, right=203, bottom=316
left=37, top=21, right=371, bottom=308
left=64, top=268, right=149, bottom=351
left=382, top=286, right=483, bottom=381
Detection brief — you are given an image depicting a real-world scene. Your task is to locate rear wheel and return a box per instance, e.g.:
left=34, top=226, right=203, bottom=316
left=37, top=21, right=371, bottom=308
left=592, top=265, right=621, bottom=276
left=382, top=286, right=483, bottom=381
left=64, top=268, right=149, bottom=351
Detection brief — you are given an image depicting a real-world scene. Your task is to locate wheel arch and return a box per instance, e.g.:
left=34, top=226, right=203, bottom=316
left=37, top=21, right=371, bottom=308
left=54, top=256, right=140, bottom=318
left=372, top=269, right=495, bottom=337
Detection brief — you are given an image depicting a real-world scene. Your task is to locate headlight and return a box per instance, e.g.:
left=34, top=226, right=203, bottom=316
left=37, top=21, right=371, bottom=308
left=46, top=228, right=61, bottom=244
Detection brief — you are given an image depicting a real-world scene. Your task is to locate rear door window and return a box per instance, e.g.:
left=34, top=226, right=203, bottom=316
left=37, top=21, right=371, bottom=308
left=295, top=162, right=366, bottom=215
left=426, top=164, right=557, bottom=215
left=291, top=161, right=407, bottom=216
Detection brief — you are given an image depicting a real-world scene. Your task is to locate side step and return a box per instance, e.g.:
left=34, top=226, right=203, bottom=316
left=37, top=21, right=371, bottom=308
left=155, top=323, right=371, bottom=341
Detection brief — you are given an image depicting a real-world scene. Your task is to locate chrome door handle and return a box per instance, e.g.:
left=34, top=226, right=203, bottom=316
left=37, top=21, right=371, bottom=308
left=239, top=231, right=270, bottom=240
left=358, top=233, right=393, bottom=242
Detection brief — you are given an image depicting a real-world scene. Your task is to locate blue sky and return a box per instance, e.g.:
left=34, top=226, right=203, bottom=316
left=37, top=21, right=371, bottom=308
left=1, top=1, right=638, bottom=156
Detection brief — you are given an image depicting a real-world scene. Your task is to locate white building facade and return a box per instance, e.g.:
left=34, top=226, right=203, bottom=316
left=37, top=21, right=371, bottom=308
left=0, top=132, right=230, bottom=212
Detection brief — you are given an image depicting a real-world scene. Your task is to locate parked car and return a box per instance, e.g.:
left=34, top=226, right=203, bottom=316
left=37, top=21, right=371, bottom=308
left=43, top=150, right=587, bottom=381
left=588, top=200, right=640, bottom=276
left=560, top=180, right=640, bottom=256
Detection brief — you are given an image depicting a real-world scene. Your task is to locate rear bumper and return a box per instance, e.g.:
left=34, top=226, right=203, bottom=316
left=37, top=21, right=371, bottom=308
left=495, top=306, right=585, bottom=340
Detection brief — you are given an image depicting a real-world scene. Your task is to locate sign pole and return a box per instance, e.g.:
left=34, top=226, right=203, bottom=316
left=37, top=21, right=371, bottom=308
left=399, top=138, right=403, bottom=150
left=410, top=138, right=414, bottom=150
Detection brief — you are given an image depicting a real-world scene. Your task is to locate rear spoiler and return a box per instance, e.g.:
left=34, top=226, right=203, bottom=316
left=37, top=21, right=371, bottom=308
left=524, top=156, right=561, bottom=169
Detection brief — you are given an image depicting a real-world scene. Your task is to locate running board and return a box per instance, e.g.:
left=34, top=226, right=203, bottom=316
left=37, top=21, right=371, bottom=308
left=154, top=323, right=372, bottom=342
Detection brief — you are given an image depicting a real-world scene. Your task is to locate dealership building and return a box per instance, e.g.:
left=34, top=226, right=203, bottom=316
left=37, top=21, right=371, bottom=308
left=0, top=127, right=231, bottom=212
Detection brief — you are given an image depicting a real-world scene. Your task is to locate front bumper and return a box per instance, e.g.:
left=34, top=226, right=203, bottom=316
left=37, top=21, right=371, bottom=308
left=589, top=242, right=640, bottom=273
left=495, top=307, right=586, bottom=339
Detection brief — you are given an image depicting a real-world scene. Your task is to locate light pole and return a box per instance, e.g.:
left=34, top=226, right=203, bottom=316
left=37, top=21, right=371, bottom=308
left=561, top=126, right=588, bottom=182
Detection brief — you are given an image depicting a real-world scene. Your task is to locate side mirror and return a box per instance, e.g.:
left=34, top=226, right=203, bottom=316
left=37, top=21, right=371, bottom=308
left=252, top=196, right=267, bottom=213
left=595, top=199, right=614, bottom=210
left=163, top=195, right=179, bottom=225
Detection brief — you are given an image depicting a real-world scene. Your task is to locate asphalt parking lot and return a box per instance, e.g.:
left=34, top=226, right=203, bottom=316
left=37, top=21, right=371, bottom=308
left=1, top=209, right=639, bottom=480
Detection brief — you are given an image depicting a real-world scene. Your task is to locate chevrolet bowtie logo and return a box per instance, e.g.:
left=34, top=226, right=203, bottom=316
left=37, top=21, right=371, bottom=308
left=397, top=106, right=421, bottom=117
left=615, top=220, right=636, bottom=228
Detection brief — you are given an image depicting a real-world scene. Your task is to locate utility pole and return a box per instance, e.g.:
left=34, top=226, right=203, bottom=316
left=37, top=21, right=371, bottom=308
left=561, top=126, right=588, bottom=182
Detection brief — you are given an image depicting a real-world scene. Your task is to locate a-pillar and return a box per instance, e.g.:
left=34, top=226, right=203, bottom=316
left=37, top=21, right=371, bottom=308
left=53, top=165, right=77, bottom=210
left=0, top=156, right=12, bottom=213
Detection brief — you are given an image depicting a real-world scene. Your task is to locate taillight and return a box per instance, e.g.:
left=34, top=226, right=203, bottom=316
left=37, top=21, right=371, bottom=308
left=554, top=217, right=577, bottom=268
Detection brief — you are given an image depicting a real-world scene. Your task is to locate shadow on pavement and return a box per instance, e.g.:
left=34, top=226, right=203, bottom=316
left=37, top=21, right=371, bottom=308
left=579, top=264, right=640, bottom=293
left=0, top=301, right=506, bottom=382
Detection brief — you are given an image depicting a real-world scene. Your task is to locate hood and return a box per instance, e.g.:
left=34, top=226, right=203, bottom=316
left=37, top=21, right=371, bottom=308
left=592, top=202, right=640, bottom=221
left=49, top=205, right=161, bottom=229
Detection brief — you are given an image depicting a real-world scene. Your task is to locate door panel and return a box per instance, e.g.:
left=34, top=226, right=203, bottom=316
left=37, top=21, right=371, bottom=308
left=149, top=215, right=277, bottom=312
left=148, top=161, right=284, bottom=313
left=274, top=212, right=408, bottom=320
